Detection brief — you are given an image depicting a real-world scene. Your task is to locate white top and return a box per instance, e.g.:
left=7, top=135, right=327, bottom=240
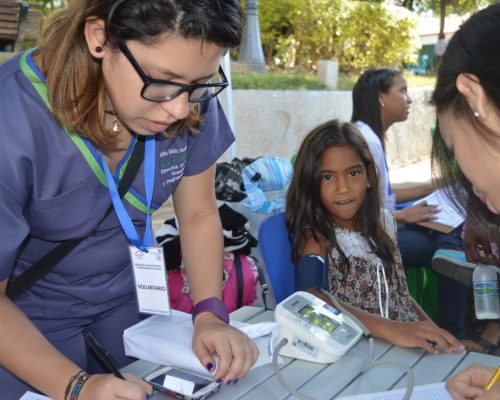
left=355, top=121, right=396, bottom=210
left=327, top=209, right=418, bottom=322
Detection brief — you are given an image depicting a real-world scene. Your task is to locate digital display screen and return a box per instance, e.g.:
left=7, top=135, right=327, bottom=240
left=150, top=368, right=212, bottom=393
left=298, top=304, right=339, bottom=334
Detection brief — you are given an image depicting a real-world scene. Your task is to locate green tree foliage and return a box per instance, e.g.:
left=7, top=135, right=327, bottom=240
left=256, top=0, right=302, bottom=63
left=400, top=0, right=494, bottom=13
left=397, top=0, right=496, bottom=36
left=24, top=0, right=67, bottom=13
left=256, top=0, right=419, bottom=73
left=341, top=2, right=419, bottom=72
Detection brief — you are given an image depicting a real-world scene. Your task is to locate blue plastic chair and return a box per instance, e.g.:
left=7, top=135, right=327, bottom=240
left=258, top=212, right=296, bottom=304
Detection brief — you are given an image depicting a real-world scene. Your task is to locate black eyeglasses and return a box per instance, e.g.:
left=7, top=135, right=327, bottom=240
left=118, top=41, right=229, bottom=103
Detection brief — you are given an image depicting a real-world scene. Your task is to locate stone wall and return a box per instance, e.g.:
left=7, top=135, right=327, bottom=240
left=224, top=87, right=435, bottom=169
left=0, top=48, right=434, bottom=170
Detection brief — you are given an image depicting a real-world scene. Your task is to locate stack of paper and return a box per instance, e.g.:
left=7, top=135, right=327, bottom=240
left=415, top=189, right=466, bottom=233
left=123, top=310, right=280, bottom=377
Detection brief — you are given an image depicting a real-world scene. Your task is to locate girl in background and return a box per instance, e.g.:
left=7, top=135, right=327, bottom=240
left=285, top=119, right=464, bottom=354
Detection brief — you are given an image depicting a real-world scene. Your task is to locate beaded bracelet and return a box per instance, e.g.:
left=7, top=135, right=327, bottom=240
left=69, top=372, right=90, bottom=400
left=64, top=370, right=85, bottom=400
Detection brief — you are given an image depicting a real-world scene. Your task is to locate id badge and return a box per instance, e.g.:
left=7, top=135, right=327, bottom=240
left=129, top=245, right=171, bottom=316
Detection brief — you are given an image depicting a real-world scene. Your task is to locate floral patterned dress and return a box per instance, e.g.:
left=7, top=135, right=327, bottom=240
left=327, top=210, right=418, bottom=322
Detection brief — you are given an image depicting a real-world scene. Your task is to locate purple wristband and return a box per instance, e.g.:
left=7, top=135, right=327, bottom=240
left=192, top=297, right=230, bottom=324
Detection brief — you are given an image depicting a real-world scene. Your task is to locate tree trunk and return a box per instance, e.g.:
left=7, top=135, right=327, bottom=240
left=402, top=0, right=414, bottom=9
left=439, top=0, right=446, bottom=37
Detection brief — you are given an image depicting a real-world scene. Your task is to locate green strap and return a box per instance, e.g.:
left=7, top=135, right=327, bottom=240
left=19, top=51, right=153, bottom=214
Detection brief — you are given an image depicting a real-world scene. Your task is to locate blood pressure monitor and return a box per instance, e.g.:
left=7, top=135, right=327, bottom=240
left=275, top=291, right=363, bottom=363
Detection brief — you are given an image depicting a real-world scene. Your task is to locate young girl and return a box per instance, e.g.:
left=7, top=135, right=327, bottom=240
left=285, top=119, right=464, bottom=354
left=0, top=1, right=257, bottom=399
left=429, top=5, right=500, bottom=398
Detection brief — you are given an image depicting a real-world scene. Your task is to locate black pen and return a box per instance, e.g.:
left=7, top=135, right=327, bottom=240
left=84, top=331, right=125, bottom=380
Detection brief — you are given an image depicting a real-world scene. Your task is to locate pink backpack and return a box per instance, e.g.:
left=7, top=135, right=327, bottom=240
left=168, top=252, right=260, bottom=313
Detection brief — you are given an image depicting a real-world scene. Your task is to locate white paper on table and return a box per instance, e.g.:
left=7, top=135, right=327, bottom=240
left=123, top=310, right=282, bottom=377
left=417, top=189, right=465, bottom=229
left=18, top=392, right=52, bottom=400
left=337, top=381, right=452, bottom=400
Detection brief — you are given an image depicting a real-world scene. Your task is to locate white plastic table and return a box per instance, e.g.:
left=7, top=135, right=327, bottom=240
left=122, top=307, right=500, bottom=399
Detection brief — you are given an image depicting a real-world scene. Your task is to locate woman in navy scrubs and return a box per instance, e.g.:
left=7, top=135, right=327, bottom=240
left=0, top=1, right=258, bottom=399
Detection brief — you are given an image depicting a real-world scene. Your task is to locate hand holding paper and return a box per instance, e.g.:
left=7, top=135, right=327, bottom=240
left=190, top=311, right=260, bottom=383
left=410, top=189, right=465, bottom=233
left=123, top=310, right=281, bottom=378
left=402, top=200, right=440, bottom=224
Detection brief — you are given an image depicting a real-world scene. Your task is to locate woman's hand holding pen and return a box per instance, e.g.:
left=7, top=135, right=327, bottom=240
left=79, top=332, right=152, bottom=399
left=77, top=373, right=152, bottom=400
left=398, top=201, right=440, bottom=224
left=192, top=312, right=259, bottom=385
left=447, top=364, right=500, bottom=399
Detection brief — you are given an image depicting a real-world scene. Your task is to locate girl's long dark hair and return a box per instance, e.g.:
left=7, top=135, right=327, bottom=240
left=351, top=68, right=401, bottom=149
left=431, top=4, right=500, bottom=241
left=285, top=119, right=396, bottom=277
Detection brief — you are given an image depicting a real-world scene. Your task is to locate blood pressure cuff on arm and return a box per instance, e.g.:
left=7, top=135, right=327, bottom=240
left=295, top=254, right=328, bottom=291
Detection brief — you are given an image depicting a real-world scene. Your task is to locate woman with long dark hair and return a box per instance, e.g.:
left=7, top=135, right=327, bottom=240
left=431, top=4, right=500, bottom=398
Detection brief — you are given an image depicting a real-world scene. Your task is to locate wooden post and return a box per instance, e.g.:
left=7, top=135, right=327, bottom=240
left=14, top=2, right=44, bottom=51
left=0, top=0, right=21, bottom=51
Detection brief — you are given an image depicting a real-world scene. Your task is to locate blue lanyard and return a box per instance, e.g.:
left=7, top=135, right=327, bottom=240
left=98, top=136, right=156, bottom=251
left=25, top=50, right=157, bottom=249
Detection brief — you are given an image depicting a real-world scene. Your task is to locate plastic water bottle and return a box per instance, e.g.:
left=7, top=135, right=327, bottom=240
left=473, top=264, right=500, bottom=319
